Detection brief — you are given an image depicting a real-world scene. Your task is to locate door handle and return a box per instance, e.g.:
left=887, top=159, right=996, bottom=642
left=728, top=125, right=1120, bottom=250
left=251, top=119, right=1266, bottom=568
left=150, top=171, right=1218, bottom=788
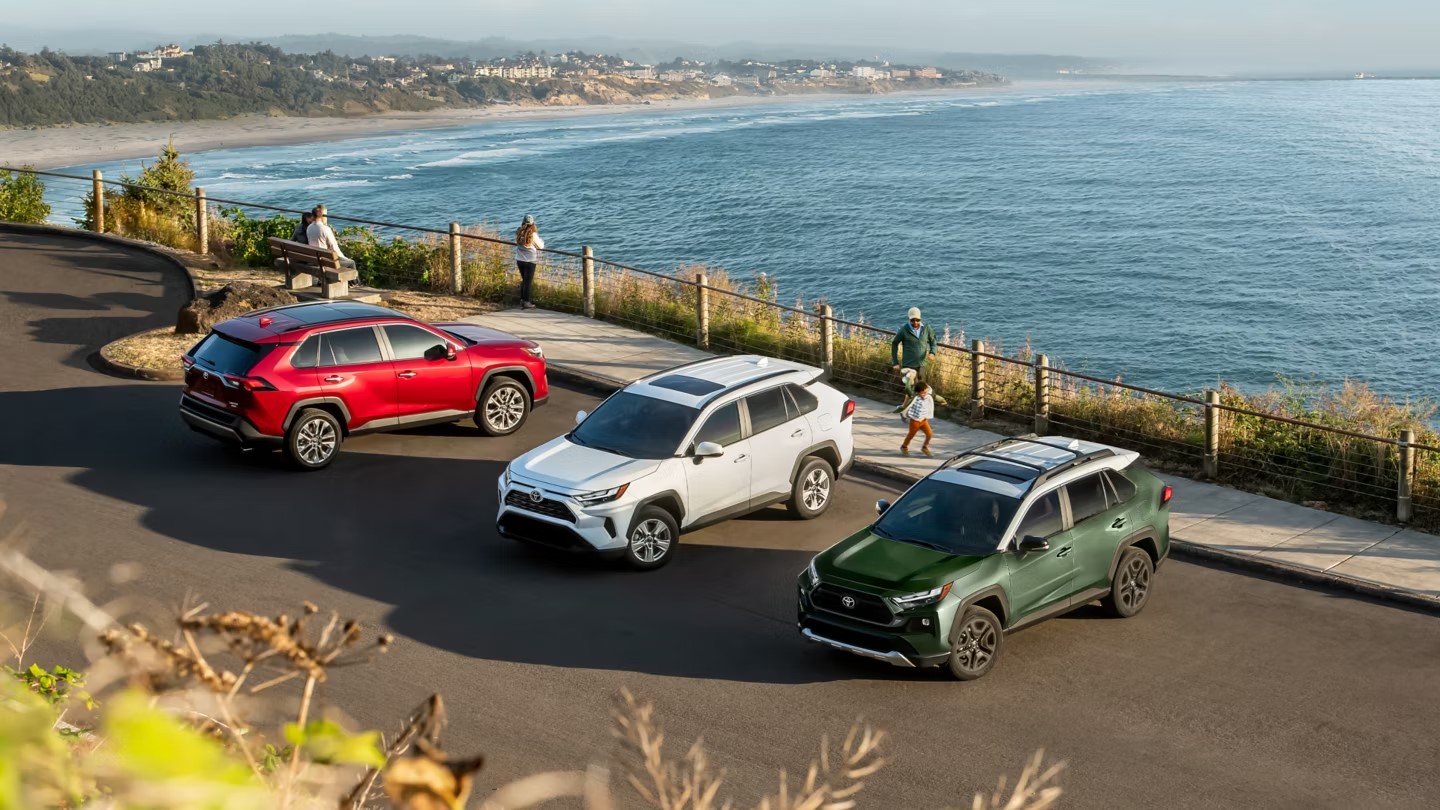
left=1056, top=546, right=1073, bottom=558
left=734, top=454, right=748, bottom=463
left=1111, top=517, right=1127, bottom=529
left=790, top=429, right=804, bottom=437
left=398, top=371, right=417, bottom=379
left=323, top=375, right=344, bottom=383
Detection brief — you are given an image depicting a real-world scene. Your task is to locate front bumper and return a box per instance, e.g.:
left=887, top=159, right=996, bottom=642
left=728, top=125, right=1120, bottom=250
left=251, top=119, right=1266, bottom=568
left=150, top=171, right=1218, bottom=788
left=179, top=394, right=280, bottom=447
left=797, top=579, right=950, bottom=668
left=496, top=478, right=632, bottom=553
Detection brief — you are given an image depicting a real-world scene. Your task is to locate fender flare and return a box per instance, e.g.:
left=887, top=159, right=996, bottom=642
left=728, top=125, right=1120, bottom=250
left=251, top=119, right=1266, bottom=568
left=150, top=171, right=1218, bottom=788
left=283, top=397, right=353, bottom=431
left=789, top=440, right=842, bottom=484
left=476, top=365, right=536, bottom=401
left=953, top=584, right=1011, bottom=637
left=630, top=490, right=687, bottom=534
left=1108, top=529, right=1159, bottom=580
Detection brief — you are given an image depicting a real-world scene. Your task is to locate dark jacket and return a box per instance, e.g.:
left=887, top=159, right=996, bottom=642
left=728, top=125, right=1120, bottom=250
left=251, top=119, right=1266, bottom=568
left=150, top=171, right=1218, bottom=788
left=891, top=322, right=937, bottom=368
left=291, top=221, right=310, bottom=244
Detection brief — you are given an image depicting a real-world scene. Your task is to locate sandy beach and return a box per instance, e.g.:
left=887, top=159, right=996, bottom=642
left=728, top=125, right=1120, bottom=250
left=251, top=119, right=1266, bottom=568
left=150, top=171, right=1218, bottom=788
left=0, top=84, right=1062, bottom=171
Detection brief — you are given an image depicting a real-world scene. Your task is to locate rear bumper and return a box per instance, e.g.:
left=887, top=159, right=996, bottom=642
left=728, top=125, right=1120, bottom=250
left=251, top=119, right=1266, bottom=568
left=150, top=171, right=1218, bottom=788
left=179, top=394, right=280, bottom=446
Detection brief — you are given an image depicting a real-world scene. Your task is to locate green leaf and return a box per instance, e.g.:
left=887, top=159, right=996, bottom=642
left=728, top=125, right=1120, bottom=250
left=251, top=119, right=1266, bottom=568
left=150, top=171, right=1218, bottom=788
left=285, top=719, right=386, bottom=768
left=105, top=690, right=255, bottom=787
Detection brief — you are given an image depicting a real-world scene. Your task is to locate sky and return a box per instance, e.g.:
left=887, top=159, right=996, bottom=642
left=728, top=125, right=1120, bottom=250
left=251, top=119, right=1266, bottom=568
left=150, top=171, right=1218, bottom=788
left=8, top=1, right=1440, bottom=74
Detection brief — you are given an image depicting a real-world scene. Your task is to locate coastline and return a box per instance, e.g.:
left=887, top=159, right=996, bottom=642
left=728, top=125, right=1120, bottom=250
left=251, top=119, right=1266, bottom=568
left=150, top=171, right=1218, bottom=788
left=0, top=83, right=1046, bottom=170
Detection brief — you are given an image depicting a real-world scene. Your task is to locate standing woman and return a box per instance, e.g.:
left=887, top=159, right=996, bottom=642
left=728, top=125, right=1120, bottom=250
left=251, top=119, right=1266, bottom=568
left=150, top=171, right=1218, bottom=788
left=514, top=214, right=544, bottom=309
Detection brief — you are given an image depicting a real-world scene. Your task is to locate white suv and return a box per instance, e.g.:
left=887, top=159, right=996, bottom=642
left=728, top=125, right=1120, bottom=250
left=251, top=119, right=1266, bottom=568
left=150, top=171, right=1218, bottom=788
left=497, top=355, right=856, bottom=569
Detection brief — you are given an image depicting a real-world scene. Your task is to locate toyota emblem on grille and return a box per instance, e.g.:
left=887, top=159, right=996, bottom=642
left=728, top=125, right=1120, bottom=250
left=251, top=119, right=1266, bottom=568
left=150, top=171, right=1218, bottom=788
left=202, top=372, right=210, bottom=380
left=841, top=595, right=856, bottom=609
left=528, top=489, right=544, bottom=503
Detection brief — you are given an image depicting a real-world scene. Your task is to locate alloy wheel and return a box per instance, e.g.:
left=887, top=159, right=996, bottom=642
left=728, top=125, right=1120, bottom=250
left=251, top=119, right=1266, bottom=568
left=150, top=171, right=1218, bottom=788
left=802, top=467, right=831, bottom=511
left=630, top=519, right=672, bottom=564
left=1118, top=556, right=1151, bottom=611
left=296, top=418, right=337, bottom=465
left=953, top=616, right=998, bottom=675
left=485, top=387, right=525, bottom=431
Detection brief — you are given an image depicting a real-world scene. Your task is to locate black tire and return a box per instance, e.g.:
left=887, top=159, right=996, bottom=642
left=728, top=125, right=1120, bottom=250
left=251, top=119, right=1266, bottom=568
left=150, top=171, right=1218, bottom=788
left=787, top=456, right=835, bottom=519
left=1105, top=547, right=1155, bottom=618
left=624, top=506, right=679, bottom=571
left=476, top=377, right=530, bottom=437
left=946, top=605, right=1003, bottom=681
left=284, top=408, right=342, bottom=471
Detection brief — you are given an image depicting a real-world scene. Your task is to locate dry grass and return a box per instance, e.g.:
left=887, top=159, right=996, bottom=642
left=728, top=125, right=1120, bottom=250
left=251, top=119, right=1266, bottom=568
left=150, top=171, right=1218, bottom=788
left=102, top=328, right=196, bottom=374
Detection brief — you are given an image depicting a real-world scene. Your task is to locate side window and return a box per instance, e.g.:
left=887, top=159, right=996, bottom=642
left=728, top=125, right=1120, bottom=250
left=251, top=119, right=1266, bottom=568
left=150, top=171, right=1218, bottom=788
left=745, top=387, right=791, bottom=435
left=1065, top=474, right=1111, bottom=524
left=1014, top=491, right=1063, bottom=540
left=1104, top=470, right=1137, bottom=504
left=384, top=324, right=445, bottom=361
left=786, top=384, right=818, bottom=415
left=291, top=335, right=321, bottom=369
left=694, top=402, right=743, bottom=447
left=320, top=328, right=383, bottom=366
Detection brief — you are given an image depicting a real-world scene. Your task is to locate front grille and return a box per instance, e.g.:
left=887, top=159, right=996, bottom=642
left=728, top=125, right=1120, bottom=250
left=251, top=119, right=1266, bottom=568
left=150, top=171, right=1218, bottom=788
left=811, top=584, right=894, bottom=625
left=180, top=395, right=238, bottom=426
left=498, top=513, right=590, bottom=550
left=504, top=489, right=576, bottom=523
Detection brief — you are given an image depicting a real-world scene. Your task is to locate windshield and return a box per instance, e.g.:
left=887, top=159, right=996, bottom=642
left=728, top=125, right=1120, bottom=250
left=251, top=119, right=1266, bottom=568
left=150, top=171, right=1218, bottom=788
left=873, top=478, right=1020, bottom=556
left=569, top=392, right=701, bottom=459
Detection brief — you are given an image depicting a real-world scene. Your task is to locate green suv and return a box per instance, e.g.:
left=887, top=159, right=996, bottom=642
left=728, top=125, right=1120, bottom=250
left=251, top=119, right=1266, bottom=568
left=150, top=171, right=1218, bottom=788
left=797, top=435, right=1172, bottom=680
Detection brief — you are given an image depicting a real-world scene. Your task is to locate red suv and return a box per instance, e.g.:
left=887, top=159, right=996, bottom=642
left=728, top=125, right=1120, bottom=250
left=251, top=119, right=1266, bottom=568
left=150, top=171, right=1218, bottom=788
left=179, top=301, right=548, bottom=470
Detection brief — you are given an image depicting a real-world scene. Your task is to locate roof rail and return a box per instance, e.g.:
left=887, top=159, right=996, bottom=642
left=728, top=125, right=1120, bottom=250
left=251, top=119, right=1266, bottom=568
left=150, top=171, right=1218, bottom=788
left=241, top=299, right=334, bottom=317
left=940, top=435, right=1116, bottom=487
left=698, top=368, right=797, bottom=407
left=1029, top=448, right=1117, bottom=488
left=635, top=356, right=722, bottom=383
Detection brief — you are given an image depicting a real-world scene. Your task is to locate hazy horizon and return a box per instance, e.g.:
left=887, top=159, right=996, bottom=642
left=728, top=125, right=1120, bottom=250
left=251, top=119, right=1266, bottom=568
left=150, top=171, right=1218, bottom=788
left=7, top=1, right=1440, bottom=75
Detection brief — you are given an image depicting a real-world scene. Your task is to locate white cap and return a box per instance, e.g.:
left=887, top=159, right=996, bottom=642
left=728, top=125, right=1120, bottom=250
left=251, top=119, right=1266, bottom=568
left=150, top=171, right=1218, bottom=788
left=907, top=307, right=922, bottom=320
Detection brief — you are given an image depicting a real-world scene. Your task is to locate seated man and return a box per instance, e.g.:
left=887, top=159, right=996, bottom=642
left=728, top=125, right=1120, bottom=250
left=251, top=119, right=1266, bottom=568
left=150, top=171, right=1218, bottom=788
left=304, top=204, right=358, bottom=271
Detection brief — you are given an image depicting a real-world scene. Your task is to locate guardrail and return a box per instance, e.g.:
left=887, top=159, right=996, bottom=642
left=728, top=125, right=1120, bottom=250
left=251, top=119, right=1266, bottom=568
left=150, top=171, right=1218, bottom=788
left=6, top=165, right=1438, bottom=529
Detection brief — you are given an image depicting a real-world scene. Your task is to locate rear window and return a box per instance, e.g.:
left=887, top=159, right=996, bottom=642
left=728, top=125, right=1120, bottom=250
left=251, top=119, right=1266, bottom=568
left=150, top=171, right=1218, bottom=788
left=192, top=332, right=269, bottom=376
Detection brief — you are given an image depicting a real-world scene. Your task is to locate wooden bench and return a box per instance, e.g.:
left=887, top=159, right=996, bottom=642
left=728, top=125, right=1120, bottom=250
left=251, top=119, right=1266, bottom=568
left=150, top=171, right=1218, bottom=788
left=267, top=237, right=359, bottom=299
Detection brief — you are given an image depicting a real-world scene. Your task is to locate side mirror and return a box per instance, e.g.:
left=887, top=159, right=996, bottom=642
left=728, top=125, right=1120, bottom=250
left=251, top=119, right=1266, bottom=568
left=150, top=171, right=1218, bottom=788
left=875, top=499, right=890, bottom=515
left=1017, top=536, right=1050, bottom=554
left=694, top=441, right=724, bottom=458
left=424, top=344, right=457, bottom=361
left=575, top=410, right=588, bottom=425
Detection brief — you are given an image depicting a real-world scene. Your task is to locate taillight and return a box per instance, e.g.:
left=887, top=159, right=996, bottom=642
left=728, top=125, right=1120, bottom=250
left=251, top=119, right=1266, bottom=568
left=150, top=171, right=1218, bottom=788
left=181, top=355, right=195, bottom=370
left=1160, top=485, right=1173, bottom=506
left=223, top=375, right=276, bottom=392
left=841, top=399, right=856, bottom=421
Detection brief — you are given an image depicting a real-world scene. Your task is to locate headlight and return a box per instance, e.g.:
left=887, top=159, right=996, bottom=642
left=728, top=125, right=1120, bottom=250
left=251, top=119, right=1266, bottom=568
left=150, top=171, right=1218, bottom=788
left=500, top=466, right=511, bottom=488
left=573, top=483, right=629, bottom=506
left=523, top=346, right=544, bottom=358
left=805, top=558, right=820, bottom=589
left=888, top=582, right=953, bottom=611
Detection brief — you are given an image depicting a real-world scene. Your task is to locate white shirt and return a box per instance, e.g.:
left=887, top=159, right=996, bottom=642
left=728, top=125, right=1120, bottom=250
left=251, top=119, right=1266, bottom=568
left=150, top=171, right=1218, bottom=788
left=514, top=233, right=544, bottom=263
left=306, top=220, right=348, bottom=259
left=905, top=393, right=934, bottom=421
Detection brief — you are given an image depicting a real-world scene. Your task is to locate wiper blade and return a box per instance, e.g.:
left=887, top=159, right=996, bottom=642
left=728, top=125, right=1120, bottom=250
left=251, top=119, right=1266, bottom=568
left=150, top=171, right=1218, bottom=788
left=900, top=538, right=953, bottom=554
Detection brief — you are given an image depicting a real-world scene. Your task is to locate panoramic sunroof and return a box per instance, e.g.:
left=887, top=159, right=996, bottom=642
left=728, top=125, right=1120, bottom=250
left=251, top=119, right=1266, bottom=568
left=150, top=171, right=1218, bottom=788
left=649, top=375, right=725, bottom=395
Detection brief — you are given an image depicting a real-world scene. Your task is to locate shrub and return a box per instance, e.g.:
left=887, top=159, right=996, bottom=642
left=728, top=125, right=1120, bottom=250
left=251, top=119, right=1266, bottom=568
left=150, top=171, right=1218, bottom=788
left=219, top=207, right=300, bottom=267
left=0, top=167, right=51, bottom=224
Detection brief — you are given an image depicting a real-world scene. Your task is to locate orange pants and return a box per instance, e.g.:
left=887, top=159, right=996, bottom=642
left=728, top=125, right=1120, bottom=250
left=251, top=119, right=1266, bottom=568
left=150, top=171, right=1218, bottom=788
left=903, top=418, right=933, bottom=449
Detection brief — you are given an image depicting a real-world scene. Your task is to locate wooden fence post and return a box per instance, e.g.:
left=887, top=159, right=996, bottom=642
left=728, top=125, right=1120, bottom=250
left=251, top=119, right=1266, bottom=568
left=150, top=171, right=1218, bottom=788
left=91, top=170, right=104, bottom=233
left=194, top=188, right=207, bottom=255
left=1034, top=354, right=1050, bottom=434
left=582, top=245, right=595, bottom=318
left=1398, top=429, right=1415, bottom=524
left=817, top=304, right=834, bottom=372
left=1204, top=390, right=1220, bottom=479
left=448, top=222, right=463, bottom=293
left=695, top=271, right=710, bottom=349
left=971, top=339, right=986, bottom=419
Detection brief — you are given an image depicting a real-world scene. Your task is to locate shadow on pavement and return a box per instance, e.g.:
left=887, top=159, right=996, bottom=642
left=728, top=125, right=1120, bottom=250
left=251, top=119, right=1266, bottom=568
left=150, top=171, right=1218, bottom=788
left=0, top=382, right=912, bottom=685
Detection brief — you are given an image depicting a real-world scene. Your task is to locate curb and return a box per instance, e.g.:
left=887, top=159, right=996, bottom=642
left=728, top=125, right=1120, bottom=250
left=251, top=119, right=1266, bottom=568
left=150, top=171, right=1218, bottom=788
left=0, top=222, right=200, bottom=300
left=94, top=327, right=186, bottom=382
left=1167, top=540, right=1440, bottom=616
left=545, top=359, right=1440, bottom=615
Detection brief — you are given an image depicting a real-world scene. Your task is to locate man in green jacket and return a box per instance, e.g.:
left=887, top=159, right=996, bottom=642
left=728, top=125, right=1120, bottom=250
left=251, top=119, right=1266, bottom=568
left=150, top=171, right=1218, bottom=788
left=891, top=307, right=939, bottom=412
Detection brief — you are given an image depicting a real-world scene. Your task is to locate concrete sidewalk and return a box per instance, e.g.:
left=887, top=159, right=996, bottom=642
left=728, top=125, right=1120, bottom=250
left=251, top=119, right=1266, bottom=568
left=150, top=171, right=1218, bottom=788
left=464, top=307, right=1440, bottom=607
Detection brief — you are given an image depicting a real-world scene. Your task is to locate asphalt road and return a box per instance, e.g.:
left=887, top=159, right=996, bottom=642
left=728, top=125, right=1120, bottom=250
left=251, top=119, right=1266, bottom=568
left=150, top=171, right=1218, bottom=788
left=2, top=228, right=1438, bottom=809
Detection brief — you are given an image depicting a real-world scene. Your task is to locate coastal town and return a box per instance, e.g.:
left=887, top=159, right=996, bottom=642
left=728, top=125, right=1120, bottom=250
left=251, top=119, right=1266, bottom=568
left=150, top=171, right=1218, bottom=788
left=90, top=44, right=985, bottom=90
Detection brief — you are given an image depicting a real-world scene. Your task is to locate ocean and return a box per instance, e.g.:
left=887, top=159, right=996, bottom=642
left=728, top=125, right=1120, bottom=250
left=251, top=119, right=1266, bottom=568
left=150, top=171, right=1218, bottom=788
left=57, top=80, right=1440, bottom=402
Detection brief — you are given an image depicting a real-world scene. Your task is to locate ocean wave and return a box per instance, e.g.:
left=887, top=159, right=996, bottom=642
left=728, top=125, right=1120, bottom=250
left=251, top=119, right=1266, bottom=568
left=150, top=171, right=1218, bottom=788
left=383, top=173, right=413, bottom=180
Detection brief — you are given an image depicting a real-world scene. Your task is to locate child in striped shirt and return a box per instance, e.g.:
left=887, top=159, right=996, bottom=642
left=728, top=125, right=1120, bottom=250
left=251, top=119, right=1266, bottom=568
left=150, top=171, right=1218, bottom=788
left=901, top=381, right=935, bottom=457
